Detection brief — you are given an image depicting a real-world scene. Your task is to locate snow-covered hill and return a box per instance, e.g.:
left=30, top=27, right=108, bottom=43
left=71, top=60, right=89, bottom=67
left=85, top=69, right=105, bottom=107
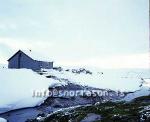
left=123, top=79, right=150, bottom=101
left=0, top=67, right=149, bottom=114
left=0, top=69, right=67, bottom=114
left=42, top=67, right=150, bottom=91
left=42, top=67, right=150, bottom=103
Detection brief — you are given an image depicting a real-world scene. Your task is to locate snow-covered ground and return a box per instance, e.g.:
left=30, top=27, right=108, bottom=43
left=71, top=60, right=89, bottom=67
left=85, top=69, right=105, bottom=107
left=44, top=67, right=150, bottom=91
left=0, top=117, right=7, bottom=122
left=44, top=67, right=150, bottom=102
left=0, top=69, right=67, bottom=114
left=123, top=79, right=150, bottom=101
left=0, top=67, right=149, bottom=114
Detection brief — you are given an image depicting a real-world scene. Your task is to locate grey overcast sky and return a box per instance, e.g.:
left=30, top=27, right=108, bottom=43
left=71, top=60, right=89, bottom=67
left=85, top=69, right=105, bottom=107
left=0, top=0, right=149, bottom=68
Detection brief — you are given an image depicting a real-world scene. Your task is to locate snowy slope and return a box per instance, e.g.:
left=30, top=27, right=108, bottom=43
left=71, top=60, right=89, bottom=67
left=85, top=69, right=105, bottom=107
left=0, top=118, right=7, bottom=122
left=0, top=69, right=67, bottom=114
left=44, top=67, right=150, bottom=91
left=123, top=79, right=150, bottom=101
left=0, top=67, right=149, bottom=113
left=123, top=87, right=150, bottom=101
left=142, top=78, right=150, bottom=87
left=44, top=67, right=150, bottom=102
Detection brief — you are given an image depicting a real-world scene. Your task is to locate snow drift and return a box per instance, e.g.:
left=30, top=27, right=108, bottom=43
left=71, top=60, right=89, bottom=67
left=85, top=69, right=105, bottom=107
left=0, top=67, right=149, bottom=114
left=0, top=69, right=66, bottom=113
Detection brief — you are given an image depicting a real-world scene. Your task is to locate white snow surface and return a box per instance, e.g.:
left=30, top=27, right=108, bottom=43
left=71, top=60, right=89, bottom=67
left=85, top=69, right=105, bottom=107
left=123, top=87, right=150, bottom=101
left=123, top=79, right=150, bottom=101
left=44, top=68, right=150, bottom=91
left=45, top=67, right=150, bottom=102
left=142, top=78, right=150, bottom=87
left=0, top=69, right=67, bottom=114
left=0, top=118, right=7, bottom=122
left=0, top=67, right=149, bottom=113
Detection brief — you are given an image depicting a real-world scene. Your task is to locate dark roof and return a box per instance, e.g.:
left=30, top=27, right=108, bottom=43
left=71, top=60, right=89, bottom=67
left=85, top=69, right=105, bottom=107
left=7, top=50, right=33, bottom=61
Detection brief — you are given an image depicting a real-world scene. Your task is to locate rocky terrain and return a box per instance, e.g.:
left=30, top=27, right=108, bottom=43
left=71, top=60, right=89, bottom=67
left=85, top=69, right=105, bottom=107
left=26, top=95, right=150, bottom=122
